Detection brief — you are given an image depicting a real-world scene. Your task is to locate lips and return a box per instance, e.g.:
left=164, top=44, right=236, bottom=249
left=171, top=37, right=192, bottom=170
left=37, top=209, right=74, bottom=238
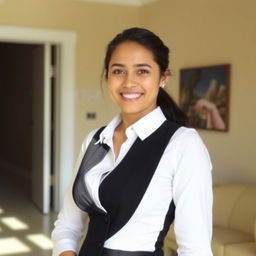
left=120, top=92, right=143, bottom=101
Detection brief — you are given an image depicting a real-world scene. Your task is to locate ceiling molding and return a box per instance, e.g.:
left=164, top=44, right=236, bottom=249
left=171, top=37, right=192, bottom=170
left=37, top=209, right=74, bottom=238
left=75, top=0, right=158, bottom=6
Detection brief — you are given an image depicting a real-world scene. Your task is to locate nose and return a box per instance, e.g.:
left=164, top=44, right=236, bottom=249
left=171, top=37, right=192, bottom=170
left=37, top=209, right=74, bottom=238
left=122, top=73, right=136, bottom=88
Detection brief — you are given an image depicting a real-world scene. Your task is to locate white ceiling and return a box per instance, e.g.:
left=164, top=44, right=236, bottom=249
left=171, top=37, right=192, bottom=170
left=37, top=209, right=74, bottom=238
left=76, top=0, right=158, bottom=6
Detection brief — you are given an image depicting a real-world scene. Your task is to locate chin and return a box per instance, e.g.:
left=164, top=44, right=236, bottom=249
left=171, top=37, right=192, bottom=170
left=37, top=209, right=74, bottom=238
left=122, top=108, right=148, bottom=117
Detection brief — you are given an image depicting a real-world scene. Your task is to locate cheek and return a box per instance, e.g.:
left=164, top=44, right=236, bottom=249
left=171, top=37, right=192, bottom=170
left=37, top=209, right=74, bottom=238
left=144, top=78, right=160, bottom=92
left=107, top=80, right=119, bottom=101
left=107, top=78, right=115, bottom=91
left=107, top=75, right=119, bottom=87
left=147, top=82, right=160, bottom=101
left=144, top=73, right=161, bottom=86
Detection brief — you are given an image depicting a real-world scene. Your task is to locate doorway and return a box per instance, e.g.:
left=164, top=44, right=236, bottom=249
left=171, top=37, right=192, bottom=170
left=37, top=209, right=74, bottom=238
left=0, top=42, right=58, bottom=213
left=0, top=25, right=77, bottom=214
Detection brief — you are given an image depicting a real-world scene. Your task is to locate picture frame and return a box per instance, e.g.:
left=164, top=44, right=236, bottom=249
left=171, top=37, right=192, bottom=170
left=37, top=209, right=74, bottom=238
left=179, top=64, right=230, bottom=131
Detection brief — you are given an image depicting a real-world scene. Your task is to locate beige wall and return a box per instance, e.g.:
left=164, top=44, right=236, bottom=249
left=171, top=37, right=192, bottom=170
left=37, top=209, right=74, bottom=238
left=140, top=0, right=256, bottom=184
left=1, top=0, right=255, bottom=184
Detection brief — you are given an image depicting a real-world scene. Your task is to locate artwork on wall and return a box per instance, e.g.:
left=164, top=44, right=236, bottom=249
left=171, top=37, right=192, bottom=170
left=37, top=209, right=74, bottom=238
left=179, top=64, right=230, bottom=131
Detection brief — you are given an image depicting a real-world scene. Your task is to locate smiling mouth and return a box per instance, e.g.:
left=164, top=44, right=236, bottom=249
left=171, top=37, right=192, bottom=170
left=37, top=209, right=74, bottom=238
left=120, top=93, right=143, bottom=101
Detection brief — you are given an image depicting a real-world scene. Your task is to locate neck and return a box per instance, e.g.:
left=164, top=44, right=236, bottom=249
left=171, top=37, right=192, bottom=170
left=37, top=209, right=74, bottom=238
left=120, top=113, right=142, bottom=129
left=120, top=107, right=158, bottom=129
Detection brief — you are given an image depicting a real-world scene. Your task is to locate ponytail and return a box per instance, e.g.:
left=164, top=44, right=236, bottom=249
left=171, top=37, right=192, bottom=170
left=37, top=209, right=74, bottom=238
left=157, top=88, right=188, bottom=126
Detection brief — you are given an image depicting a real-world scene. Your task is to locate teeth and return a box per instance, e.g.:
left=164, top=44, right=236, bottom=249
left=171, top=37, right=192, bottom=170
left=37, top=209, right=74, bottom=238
left=122, top=93, right=141, bottom=99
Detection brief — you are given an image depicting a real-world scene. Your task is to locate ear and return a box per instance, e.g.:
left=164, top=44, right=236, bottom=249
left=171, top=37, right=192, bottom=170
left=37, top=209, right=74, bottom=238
left=160, top=69, right=171, bottom=88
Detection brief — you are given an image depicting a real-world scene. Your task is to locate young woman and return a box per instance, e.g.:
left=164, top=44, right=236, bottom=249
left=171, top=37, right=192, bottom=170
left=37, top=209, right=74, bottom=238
left=52, top=27, right=213, bottom=256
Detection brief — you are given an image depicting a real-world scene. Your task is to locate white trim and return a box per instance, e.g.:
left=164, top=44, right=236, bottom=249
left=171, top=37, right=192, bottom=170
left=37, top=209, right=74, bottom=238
left=43, top=43, right=51, bottom=213
left=74, top=0, right=157, bottom=6
left=0, top=25, right=77, bottom=212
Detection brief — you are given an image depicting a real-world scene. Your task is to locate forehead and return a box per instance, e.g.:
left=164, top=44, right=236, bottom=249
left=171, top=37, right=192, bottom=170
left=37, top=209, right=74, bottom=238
left=109, top=41, right=156, bottom=65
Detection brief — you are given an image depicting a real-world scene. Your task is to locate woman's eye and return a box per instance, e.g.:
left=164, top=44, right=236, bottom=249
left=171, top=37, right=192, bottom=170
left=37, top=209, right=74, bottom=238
left=112, top=69, right=125, bottom=75
left=137, top=69, right=150, bottom=75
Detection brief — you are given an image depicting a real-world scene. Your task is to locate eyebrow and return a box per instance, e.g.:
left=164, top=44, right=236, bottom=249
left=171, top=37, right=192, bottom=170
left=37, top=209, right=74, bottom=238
left=110, top=63, right=152, bottom=68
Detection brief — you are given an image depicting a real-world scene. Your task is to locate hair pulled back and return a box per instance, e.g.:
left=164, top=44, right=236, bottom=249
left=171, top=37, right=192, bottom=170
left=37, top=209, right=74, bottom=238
left=104, top=27, right=188, bottom=126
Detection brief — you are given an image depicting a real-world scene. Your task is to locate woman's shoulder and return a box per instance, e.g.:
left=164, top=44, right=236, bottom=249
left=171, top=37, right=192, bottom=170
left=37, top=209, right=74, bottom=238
left=169, top=125, right=208, bottom=151
left=167, top=125, right=212, bottom=170
left=172, top=125, right=199, bottom=139
left=80, top=127, right=104, bottom=153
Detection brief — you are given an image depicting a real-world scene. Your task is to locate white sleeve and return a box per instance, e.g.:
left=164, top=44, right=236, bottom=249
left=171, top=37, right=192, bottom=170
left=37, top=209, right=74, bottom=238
left=172, top=129, right=213, bottom=256
left=51, top=130, right=98, bottom=256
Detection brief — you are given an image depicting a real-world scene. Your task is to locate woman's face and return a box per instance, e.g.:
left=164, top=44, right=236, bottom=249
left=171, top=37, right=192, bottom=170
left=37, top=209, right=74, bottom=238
left=107, top=41, right=167, bottom=121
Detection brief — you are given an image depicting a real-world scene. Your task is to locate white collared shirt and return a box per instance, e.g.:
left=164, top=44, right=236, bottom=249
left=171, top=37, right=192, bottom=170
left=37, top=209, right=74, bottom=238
left=52, top=107, right=213, bottom=256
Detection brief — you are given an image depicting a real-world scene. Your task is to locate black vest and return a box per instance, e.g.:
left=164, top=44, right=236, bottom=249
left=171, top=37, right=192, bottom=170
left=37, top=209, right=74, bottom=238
left=73, top=120, right=180, bottom=256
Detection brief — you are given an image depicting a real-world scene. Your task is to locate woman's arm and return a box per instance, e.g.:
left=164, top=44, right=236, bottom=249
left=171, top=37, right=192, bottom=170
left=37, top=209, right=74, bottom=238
left=51, top=186, right=88, bottom=256
left=52, top=130, right=98, bottom=256
left=172, top=129, right=213, bottom=256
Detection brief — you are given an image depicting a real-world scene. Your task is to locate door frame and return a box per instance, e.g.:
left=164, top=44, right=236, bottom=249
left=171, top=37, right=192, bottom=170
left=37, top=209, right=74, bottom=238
left=0, top=25, right=77, bottom=212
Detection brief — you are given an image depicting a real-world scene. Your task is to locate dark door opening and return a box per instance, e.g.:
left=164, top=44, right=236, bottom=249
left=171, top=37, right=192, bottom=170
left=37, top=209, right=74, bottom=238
left=0, top=42, right=58, bottom=213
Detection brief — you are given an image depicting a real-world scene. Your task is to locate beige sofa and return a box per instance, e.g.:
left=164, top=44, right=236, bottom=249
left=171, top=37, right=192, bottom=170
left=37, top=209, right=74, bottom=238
left=164, top=184, right=256, bottom=256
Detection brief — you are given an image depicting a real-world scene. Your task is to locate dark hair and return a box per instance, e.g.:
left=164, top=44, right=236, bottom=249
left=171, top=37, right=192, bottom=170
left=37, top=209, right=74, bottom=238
left=103, top=27, right=188, bottom=126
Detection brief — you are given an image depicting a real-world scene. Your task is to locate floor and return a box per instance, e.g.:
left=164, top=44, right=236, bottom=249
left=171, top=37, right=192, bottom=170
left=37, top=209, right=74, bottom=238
left=0, top=167, right=57, bottom=256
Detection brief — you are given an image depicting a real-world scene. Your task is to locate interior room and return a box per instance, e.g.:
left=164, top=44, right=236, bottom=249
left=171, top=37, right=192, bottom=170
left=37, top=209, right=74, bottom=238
left=0, top=0, right=255, bottom=255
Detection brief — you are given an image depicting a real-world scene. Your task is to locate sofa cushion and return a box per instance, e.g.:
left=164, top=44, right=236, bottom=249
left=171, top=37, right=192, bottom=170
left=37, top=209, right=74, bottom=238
left=164, top=224, right=178, bottom=250
left=229, top=186, right=256, bottom=235
left=212, top=226, right=254, bottom=256
left=225, top=242, right=256, bottom=256
left=213, top=185, right=247, bottom=228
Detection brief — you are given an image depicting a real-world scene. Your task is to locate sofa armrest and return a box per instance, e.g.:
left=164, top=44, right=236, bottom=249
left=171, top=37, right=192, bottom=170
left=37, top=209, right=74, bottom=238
left=164, top=224, right=178, bottom=253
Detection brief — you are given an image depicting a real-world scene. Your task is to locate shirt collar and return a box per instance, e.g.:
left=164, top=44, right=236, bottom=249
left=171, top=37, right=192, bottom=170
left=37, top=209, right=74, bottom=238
left=96, top=107, right=166, bottom=144
left=96, top=115, right=121, bottom=145
left=131, top=107, right=166, bottom=140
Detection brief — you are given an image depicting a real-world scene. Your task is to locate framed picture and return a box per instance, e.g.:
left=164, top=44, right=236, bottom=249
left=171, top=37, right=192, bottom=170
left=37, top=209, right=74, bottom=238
left=179, top=64, right=230, bottom=131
